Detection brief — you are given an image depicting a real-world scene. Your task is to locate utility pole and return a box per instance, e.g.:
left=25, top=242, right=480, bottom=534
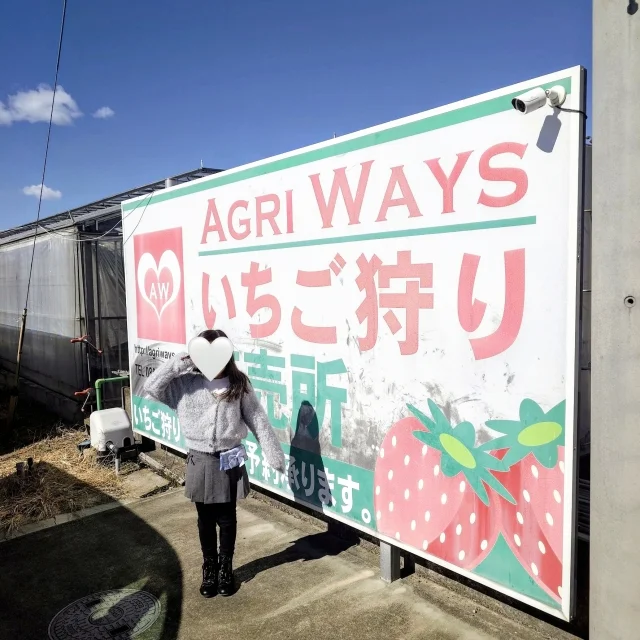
left=591, top=1, right=640, bottom=638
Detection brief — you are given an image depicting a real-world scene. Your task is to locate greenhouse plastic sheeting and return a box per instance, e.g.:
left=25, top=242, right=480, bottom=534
left=85, top=237, right=129, bottom=408
left=0, top=231, right=84, bottom=400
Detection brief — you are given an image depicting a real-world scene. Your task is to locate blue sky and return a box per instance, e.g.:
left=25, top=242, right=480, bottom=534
left=0, top=0, right=591, bottom=230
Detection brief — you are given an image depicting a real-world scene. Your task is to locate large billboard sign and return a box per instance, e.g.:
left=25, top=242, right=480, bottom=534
left=123, top=67, right=585, bottom=620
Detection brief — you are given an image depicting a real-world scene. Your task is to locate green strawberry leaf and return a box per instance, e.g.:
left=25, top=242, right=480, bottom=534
left=478, top=452, right=510, bottom=473
left=481, top=470, right=516, bottom=505
left=484, top=420, right=523, bottom=437
left=412, top=430, right=440, bottom=449
left=452, top=420, right=476, bottom=449
left=500, top=446, right=526, bottom=468
left=407, top=399, right=519, bottom=506
left=532, top=441, right=559, bottom=469
left=466, top=473, right=490, bottom=506
left=427, top=399, right=450, bottom=435
left=483, top=398, right=566, bottom=470
left=545, top=400, right=567, bottom=428
left=441, top=454, right=462, bottom=478
left=407, top=403, right=436, bottom=431
left=520, top=398, right=546, bottom=424
left=477, top=434, right=512, bottom=453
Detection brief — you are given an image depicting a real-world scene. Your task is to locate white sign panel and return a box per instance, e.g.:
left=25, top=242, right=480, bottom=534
left=123, top=66, right=585, bottom=620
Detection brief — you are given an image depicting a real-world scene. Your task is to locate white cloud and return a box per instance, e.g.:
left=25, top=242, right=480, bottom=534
left=22, top=184, right=62, bottom=200
left=0, top=103, right=12, bottom=125
left=0, top=84, right=82, bottom=126
left=93, top=106, right=115, bottom=119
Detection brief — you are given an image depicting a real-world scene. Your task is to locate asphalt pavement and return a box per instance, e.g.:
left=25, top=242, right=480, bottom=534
left=0, top=488, right=579, bottom=640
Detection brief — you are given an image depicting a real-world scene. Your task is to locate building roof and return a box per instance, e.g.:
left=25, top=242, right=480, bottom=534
left=0, top=167, right=220, bottom=247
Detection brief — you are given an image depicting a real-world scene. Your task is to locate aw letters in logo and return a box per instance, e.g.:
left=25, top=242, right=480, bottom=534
left=134, top=228, right=186, bottom=344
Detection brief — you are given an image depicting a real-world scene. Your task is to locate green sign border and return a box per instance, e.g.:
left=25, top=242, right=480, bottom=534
left=122, top=77, right=571, bottom=213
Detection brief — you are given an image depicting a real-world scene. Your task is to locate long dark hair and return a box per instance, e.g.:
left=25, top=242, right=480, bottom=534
left=198, top=329, right=250, bottom=401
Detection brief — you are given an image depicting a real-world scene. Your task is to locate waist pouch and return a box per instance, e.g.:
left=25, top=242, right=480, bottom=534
left=219, top=445, right=247, bottom=471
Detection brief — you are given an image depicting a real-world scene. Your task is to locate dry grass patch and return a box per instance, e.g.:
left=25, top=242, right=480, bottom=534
left=0, top=426, right=136, bottom=534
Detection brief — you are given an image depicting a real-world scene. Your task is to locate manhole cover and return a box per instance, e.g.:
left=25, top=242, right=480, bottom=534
left=48, top=589, right=161, bottom=639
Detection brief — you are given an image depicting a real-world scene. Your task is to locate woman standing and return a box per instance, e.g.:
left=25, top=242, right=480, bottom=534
left=144, top=329, right=285, bottom=598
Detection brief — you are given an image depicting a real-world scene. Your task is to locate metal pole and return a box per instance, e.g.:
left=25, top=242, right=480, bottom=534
left=591, top=1, right=640, bottom=637
left=6, top=308, right=28, bottom=427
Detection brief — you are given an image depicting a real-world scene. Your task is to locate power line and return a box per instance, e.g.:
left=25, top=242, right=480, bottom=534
left=33, top=192, right=155, bottom=244
left=24, top=0, right=68, bottom=310
left=122, top=196, right=154, bottom=245
left=6, top=0, right=69, bottom=429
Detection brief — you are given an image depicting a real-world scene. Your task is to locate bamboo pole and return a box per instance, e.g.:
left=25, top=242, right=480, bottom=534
left=6, top=308, right=28, bottom=428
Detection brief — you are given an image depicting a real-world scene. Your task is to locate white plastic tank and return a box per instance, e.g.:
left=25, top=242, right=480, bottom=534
left=90, top=408, right=134, bottom=453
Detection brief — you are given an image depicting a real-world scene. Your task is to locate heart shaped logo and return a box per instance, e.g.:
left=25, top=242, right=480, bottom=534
left=137, top=250, right=181, bottom=318
left=188, top=336, right=234, bottom=381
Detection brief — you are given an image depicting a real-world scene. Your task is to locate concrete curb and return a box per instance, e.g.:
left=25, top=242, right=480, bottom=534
left=0, top=487, right=183, bottom=544
left=139, top=451, right=185, bottom=486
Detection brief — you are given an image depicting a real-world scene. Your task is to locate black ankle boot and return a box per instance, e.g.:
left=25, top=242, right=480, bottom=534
left=200, top=556, right=218, bottom=598
left=217, top=554, right=234, bottom=597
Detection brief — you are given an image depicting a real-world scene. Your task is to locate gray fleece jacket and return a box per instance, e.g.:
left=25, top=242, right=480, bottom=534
left=143, top=353, right=285, bottom=472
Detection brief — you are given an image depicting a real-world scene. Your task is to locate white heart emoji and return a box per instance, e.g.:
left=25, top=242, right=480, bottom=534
left=188, top=336, right=234, bottom=381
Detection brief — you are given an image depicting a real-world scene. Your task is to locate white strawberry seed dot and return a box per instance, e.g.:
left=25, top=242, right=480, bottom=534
left=553, top=490, right=562, bottom=503
left=422, top=445, right=428, bottom=456
left=389, top=502, right=394, bottom=512
left=418, top=479, right=424, bottom=490
left=441, top=493, right=447, bottom=505
left=425, top=511, right=431, bottom=522
left=559, top=460, right=565, bottom=474
left=470, top=512, right=476, bottom=524
left=380, top=448, right=385, bottom=459
left=538, top=540, right=546, bottom=554
left=376, top=486, right=380, bottom=496
left=456, top=524, right=462, bottom=536
left=546, top=512, right=554, bottom=526
left=404, top=489, right=410, bottom=500
left=411, top=520, right=416, bottom=531
left=523, top=489, right=531, bottom=503
left=388, top=470, right=394, bottom=480
left=531, top=465, right=539, bottom=479
left=531, top=562, right=539, bottom=576
left=392, top=436, right=397, bottom=447
left=404, top=455, right=410, bottom=466
left=434, top=464, right=440, bottom=477
left=376, top=511, right=381, bottom=521
left=422, top=540, right=429, bottom=551
left=440, top=532, right=446, bottom=543
left=481, top=540, right=488, bottom=551
left=516, top=511, right=524, bottom=525
left=459, top=481, right=466, bottom=493
left=395, top=532, right=400, bottom=540
left=514, top=534, right=521, bottom=547
left=458, top=550, right=465, bottom=562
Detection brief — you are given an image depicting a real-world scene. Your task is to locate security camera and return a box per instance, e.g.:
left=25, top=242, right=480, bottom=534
left=511, top=85, right=567, bottom=114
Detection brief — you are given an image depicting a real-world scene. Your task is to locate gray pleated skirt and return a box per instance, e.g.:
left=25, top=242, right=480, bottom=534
left=185, top=449, right=251, bottom=504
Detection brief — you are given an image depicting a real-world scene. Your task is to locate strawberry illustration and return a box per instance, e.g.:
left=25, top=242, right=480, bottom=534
left=374, top=400, right=514, bottom=569
left=482, top=399, right=566, bottom=602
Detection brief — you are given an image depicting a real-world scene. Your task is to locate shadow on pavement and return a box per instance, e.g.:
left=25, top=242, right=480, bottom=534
left=0, top=463, right=182, bottom=640
left=235, top=531, right=356, bottom=587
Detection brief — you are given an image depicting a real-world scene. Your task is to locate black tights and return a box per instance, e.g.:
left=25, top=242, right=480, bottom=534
left=195, top=502, right=237, bottom=559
